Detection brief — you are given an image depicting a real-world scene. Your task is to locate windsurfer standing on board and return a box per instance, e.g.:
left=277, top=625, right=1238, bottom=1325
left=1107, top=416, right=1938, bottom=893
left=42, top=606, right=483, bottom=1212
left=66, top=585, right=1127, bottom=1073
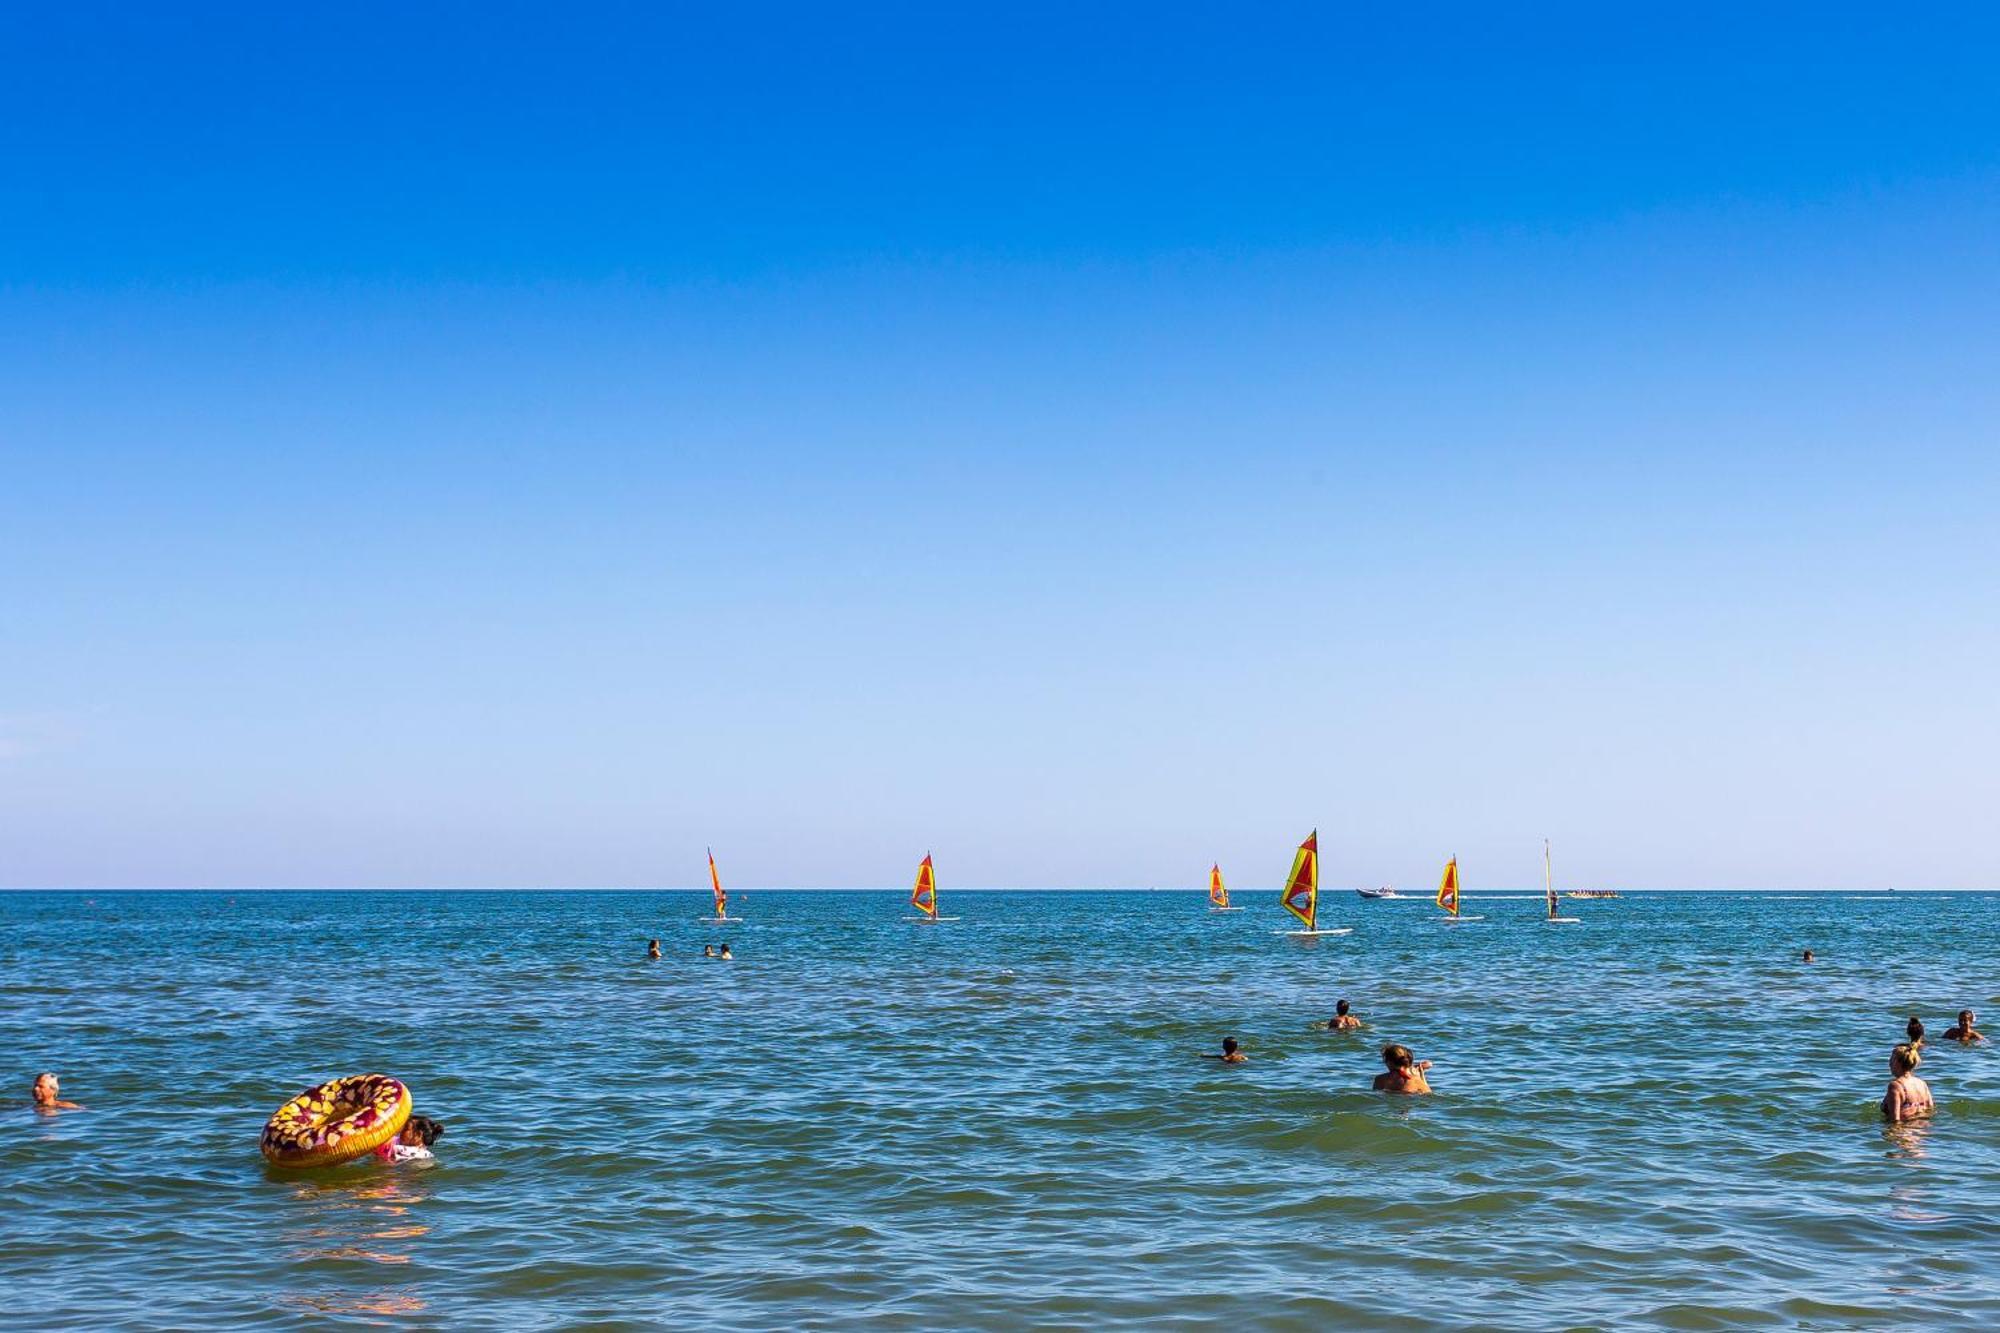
left=1373, top=1045, right=1432, bottom=1094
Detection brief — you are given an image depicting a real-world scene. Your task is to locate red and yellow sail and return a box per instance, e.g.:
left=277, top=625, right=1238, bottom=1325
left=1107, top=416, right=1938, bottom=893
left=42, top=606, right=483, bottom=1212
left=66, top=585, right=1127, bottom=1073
left=1281, top=831, right=1318, bottom=930
left=1208, top=863, right=1230, bottom=909
left=911, top=853, right=938, bottom=920
left=1437, top=856, right=1460, bottom=918
left=708, top=848, right=727, bottom=918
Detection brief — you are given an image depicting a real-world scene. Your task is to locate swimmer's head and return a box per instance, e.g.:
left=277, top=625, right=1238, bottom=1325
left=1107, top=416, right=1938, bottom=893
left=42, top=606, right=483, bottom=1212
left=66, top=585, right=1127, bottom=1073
left=1336, top=1000, right=1351, bottom=1016
left=1890, top=1044, right=1920, bottom=1075
left=1221, top=1037, right=1239, bottom=1055
left=1802, top=949, right=1814, bottom=962
left=1960, top=1010, right=1976, bottom=1027
left=31, top=1072, right=58, bottom=1105
left=1382, top=1044, right=1413, bottom=1070
left=402, top=1115, right=445, bottom=1147
left=1907, top=1016, right=1925, bottom=1042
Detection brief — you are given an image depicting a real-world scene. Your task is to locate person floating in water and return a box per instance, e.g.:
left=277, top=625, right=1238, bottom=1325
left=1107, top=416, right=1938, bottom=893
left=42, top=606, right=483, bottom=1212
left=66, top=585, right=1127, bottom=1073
left=1802, top=949, right=1815, bottom=963
left=1882, top=1044, right=1934, bottom=1122
left=702, top=945, right=716, bottom=958
left=647, top=939, right=662, bottom=960
left=30, top=1072, right=82, bottom=1111
left=1373, top=1044, right=1432, bottom=1094
left=1944, top=1010, right=1985, bottom=1043
left=1906, top=1016, right=1926, bottom=1049
left=373, top=1115, right=446, bottom=1163
left=1327, top=1000, right=1362, bottom=1031
left=1203, top=1037, right=1248, bottom=1063
left=718, top=944, right=733, bottom=960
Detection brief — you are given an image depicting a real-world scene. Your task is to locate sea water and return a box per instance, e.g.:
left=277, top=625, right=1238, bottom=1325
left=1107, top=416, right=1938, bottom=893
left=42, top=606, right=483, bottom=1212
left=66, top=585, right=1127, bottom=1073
left=3, top=890, right=1996, bottom=1329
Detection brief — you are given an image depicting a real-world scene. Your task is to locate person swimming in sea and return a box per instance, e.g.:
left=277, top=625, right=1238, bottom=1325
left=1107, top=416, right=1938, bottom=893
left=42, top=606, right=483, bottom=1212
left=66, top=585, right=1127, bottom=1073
left=373, top=1115, right=445, bottom=1163
left=1882, top=1044, right=1933, bottom=1122
left=1327, top=999, right=1362, bottom=1031
left=702, top=945, right=715, bottom=958
left=1203, top=1037, right=1248, bottom=1063
left=1802, top=949, right=1815, bottom=963
left=30, top=1072, right=82, bottom=1111
left=718, top=943, right=733, bottom=960
left=1373, top=1044, right=1432, bottom=1094
left=647, top=938, right=662, bottom=959
left=1943, top=1010, right=1985, bottom=1043
left=1906, top=1016, right=1926, bottom=1049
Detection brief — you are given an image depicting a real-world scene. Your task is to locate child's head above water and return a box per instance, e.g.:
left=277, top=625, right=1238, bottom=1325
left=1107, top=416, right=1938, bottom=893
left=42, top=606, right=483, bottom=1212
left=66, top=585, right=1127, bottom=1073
left=402, top=1115, right=445, bottom=1147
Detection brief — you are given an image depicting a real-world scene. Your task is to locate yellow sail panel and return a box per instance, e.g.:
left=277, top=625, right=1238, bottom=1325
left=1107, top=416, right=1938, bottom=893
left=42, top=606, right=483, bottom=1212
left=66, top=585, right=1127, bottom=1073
left=1209, top=863, right=1229, bottom=908
left=1437, top=856, right=1460, bottom=917
left=1281, top=831, right=1318, bottom=929
left=911, top=854, right=937, bottom=919
left=708, top=848, right=726, bottom=917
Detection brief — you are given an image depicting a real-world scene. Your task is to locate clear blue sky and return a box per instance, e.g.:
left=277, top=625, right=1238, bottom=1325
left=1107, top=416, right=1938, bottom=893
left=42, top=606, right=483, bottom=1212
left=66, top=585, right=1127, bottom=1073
left=3, top=4, right=1996, bottom=889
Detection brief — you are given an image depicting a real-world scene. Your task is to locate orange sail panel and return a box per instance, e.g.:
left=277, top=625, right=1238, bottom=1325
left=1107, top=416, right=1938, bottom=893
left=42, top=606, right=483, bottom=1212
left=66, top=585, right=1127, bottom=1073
left=708, top=848, right=726, bottom=918
left=1437, top=856, right=1460, bottom=917
left=1281, top=832, right=1318, bottom=929
left=911, top=854, right=938, bottom=919
left=1209, top=863, right=1229, bottom=908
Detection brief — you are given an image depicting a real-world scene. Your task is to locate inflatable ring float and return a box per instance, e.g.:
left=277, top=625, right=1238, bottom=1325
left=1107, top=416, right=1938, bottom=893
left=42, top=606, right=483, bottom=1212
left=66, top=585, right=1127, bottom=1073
left=260, top=1074, right=411, bottom=1168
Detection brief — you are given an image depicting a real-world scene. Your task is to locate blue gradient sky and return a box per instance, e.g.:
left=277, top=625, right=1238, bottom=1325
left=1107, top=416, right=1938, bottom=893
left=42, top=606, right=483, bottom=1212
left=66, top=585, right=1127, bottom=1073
left=3, top=5, right=1997, bottom=889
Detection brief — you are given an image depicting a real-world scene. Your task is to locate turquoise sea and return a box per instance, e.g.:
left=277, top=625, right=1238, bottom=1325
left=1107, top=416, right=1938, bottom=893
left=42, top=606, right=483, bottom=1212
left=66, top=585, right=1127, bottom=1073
left=4, top=889, right=1997, bottom=1330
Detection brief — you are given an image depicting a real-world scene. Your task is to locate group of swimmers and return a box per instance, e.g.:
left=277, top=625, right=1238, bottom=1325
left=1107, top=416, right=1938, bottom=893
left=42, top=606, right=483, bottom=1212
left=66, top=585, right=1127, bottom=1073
left=646, top=939, right=733, bottom=960
left=1202, top=999, right=1436, bottom=1095
left=1883, top=1008, right=1984, bottom=1123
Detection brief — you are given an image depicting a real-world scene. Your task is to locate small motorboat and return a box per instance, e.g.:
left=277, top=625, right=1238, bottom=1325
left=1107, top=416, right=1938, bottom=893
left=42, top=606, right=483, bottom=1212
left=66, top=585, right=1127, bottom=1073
left=1355, top=886, right=1402, bottom=900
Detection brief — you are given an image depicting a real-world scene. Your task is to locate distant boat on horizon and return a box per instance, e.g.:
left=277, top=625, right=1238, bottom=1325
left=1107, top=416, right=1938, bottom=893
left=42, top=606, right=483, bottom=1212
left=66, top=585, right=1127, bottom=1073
left=1355, top=886, right=1402, bottom=900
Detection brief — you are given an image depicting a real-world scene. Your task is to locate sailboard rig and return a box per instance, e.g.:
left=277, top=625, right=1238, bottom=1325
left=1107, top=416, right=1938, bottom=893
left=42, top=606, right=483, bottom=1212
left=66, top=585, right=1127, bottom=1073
left=1544, top=840, right=1579, bottom=923
left=907, top=853, right=959, bottom=922
left=1274, top=830, right=1350, bottom=937
left=1436, top=855, right=1484, bottom=923
left=1208, top=863, right=1242, bottom=912
left=704, top=848, right=742, bottom=922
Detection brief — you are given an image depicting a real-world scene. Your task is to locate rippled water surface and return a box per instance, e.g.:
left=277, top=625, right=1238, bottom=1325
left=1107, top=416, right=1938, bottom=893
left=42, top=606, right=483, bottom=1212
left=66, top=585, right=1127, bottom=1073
left=4, top=889, right=1998, bottom=1329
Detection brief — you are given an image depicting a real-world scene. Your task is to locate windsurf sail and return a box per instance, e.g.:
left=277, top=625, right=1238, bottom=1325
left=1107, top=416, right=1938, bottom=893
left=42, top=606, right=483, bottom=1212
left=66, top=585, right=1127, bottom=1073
left=708, top=847, right=727, bottom=920
left=911, top=853, right=938, bottom=921
left=1544, top=840, right=1556, bottom=920
left=1281, top=831, right=1318, bottom=930
left=1208, top=863, right=1230, bottom=909
left=1437, top=855, right=1460, bottom=918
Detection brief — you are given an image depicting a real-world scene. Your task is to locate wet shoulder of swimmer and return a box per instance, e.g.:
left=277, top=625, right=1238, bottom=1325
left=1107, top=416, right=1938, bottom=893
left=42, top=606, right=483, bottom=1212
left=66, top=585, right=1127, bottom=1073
left=1326, top=999, right=1362, bottom=1031
left=1882, top=1044, right=1934, bottom=1122
left=30, top=1072, right=83, bottom=1112
left=1373, top=1044, right=1432, bottom=1094
left=374, top=1114, right=447, bottom=1163
left=1202, top=1037, right=1248, bottom=1063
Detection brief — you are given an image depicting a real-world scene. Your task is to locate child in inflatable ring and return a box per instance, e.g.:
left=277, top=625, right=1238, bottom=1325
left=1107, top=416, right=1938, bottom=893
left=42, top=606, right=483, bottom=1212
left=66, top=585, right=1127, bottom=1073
left=373, top=1114, right=446, bottom=1163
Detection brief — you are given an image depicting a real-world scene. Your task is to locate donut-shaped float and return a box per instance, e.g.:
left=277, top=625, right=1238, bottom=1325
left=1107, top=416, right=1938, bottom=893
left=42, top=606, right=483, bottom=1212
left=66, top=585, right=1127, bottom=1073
left=260, top=1074, right=411, bottom=1168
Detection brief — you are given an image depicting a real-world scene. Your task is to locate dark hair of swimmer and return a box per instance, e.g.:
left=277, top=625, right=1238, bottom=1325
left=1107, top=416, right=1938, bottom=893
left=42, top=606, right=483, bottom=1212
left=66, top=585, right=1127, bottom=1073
left=1336, top=1000, right=1351, bottom=1016
left=1382, top=1043, right=1413, bottom=1069
left=1802, top=949, right=1814, bottom=962
left=1907, top=1016, right=1925, bottom=1043
left=1221, top=1037, right=1239, bottom=1055
left=406, top=1115, right=445, bottom=1146
left=1962, top=1010, right=1976, bottom=1025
